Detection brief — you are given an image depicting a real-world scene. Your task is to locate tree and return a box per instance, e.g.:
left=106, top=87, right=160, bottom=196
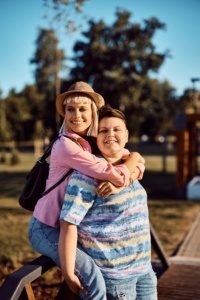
left=0, top=88, right=12, bottom=141
left=135, top=79, right=176, bottom=139
left=69, top=9, right=175, bottom=138
left=31, top=0, right=88, bottom=134
left=1, top=85, right=46, bottom=141
left=5, top=89, right=30, bottom=141
left=31, top=28, right=65, bottom=132
left=42, top=0, right=87, bottom=32
left=19, top=85, right=46, bottom=139
left=0, top=1, right=88, bottom=141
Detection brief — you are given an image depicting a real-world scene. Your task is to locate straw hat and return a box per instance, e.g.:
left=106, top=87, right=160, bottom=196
left=56, top=81, right=105, bottom=117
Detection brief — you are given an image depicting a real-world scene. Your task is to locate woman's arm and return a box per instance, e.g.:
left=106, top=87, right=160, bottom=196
left=96, top=155, right=145, bottom=198
left=55, top=136, right=131, bottom=187
left=123, top=152, right=145, bottom=174
left=59, top=221, right=85, bottom=295
left=97, top=167, right=141, bottom=198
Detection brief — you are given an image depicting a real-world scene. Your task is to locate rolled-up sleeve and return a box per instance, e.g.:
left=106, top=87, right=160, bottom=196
left=60, top=171, right=96, bottom=225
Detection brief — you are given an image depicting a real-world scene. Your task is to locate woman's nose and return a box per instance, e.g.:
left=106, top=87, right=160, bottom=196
left=74, top=109, right=81, bottom=117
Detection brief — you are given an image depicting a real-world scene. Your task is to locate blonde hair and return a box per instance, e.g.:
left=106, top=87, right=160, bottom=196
left=63, top=93, right=98, bottom=137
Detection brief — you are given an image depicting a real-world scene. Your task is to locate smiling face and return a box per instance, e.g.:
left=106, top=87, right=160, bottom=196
left=64, top=95, right=93, bottom=136
left=97, top=117, right=128, bottom=161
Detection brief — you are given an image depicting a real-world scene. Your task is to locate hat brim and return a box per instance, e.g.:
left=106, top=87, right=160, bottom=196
left=56, top=90, right=105, bottom=117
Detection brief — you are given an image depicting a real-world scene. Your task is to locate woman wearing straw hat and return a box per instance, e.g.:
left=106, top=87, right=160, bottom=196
left=28, top=81, right=145, bottom=299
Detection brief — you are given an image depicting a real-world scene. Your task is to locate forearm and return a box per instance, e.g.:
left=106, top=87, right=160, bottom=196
left=59, top=221, right=77, bottom=280
left=57, top=137, right=130, bottom=187
left=130, top=167, right=140, bottom=181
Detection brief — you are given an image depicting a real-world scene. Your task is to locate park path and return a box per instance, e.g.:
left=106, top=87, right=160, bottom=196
left=170, top=211, right=200, bottom=264
left=158, top=211, right=200, bottom=300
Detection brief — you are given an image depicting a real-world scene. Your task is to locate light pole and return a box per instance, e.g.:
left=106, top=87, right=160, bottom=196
left=191, top=77, right=200, bottom=90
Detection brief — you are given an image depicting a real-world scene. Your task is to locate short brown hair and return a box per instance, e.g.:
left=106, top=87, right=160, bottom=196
left=98, top=105, right=126, bottom=125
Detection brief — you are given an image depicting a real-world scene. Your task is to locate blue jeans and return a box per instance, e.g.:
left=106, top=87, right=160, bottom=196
left=28, top=217, right=106, bottom=300
left=105, top=268, right=157, bottom=300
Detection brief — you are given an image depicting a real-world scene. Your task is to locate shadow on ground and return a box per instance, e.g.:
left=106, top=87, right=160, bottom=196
left=0, top=172, right=27, bottom=198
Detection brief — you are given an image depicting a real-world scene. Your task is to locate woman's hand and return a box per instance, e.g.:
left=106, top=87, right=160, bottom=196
left=97, top=181, right=123, bottom=198
left=122, top=152, right=145, bottom=175
left=65, top=273, right=86, bottom=296
left=123, top=152, right=145, bottom=164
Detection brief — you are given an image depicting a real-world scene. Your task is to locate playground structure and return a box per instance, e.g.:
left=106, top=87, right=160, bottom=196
left=175, top=112, right=200, bottom=198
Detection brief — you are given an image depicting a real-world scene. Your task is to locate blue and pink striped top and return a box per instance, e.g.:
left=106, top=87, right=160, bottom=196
left=60, top=170, right=151, bottom=280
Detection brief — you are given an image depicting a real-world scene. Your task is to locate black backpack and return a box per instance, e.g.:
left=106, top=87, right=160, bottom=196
left=19, top=135, right=73, bottom=211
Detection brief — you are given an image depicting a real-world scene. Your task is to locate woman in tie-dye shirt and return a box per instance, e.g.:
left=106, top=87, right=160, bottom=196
left=59, top=106, right=157, bottom=300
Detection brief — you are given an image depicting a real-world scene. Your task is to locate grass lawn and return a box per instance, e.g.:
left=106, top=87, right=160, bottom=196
left=0, top=151, right=200, bottom=295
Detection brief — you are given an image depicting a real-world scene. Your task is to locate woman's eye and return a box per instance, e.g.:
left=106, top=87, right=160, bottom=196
left=66, top=107, right=74, bottom=112
left=99, top=129, right=107, bottom=134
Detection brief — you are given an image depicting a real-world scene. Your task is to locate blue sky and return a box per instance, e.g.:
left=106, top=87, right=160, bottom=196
left=1, top=0, right=200, bottom=97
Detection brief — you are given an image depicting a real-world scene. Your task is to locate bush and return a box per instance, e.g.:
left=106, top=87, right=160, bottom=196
left=0, top=151, right=6, bottom=163
left=10, top=149, right=20, bottom=165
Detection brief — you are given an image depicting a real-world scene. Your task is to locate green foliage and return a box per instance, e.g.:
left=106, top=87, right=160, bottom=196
left=31, top=28, right=66, bottom=132
left=1, top=5, right=187, bottom=142
left=71, top=9, right=166, bottom=86
left=42, top=0, right=87, bottom=32
left=69, top=9, right=176, bottom=139
left=128, top=78, right=176, bottom=139
left=0, top=151, right=6, bottom=163
left=31, top=29, right=65, bottom=93
left=10, top=148, right=21, bottom=165
left=0, top=0, right=88, bottom=142
left=4, top=89, right=30, bottom=140
left=0, top=99, right=12, bottom=141
left=21, top=85, right=44, bottom=117
left=2, top=85, right=45, bottom=141
left=178, top=88, right=200, bottom=113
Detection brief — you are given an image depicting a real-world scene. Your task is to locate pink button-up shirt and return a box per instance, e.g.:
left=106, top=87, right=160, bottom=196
left=33, top=132, right=131, bottom=227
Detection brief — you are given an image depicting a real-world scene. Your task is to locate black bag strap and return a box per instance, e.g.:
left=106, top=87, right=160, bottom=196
left=38, top=134, right=77, bottom=162
left=42, top=168, right=74, bottom=197
left=40, top=134, right=80, bottom=197
left=38, top=137, right=58, bottom=162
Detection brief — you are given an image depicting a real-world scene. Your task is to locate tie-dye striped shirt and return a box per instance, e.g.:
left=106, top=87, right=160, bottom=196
left=60, top=170, right=151, bottom=280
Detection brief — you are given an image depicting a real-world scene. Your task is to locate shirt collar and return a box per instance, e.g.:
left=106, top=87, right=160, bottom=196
left=63, top=131, right=92, bottom=153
